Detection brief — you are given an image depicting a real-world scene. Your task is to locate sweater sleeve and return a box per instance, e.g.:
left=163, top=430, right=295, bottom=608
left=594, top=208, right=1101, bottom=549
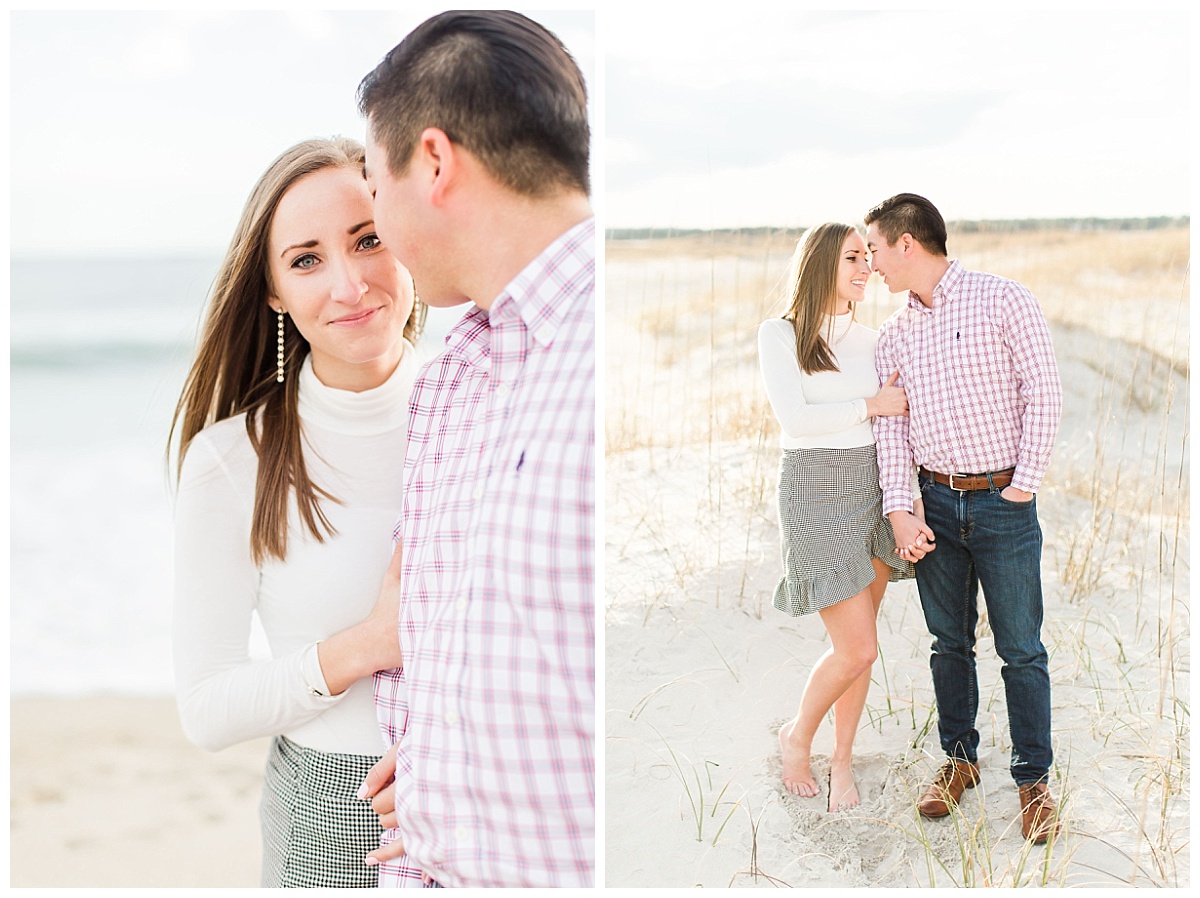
left=172, top=429, right=343, bottom=752
left=758, top=320, right=868, bottom=438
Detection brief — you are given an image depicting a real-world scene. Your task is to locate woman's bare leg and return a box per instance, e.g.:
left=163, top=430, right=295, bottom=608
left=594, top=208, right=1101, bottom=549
left=780, top=583, right=880, bottom=798
left=827, top=559, right=893, bottom=810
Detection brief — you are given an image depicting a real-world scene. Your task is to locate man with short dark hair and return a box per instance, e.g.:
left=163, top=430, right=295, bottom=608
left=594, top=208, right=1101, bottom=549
left=866, top=193, right=1062, bottom=844
left=355, top=11, right=594, bottom=887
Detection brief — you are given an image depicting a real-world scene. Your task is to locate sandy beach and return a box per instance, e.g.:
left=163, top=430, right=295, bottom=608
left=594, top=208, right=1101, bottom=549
left=10, top=696, right=269, bottom=888
left=604, top=228, right=1190, bottom=888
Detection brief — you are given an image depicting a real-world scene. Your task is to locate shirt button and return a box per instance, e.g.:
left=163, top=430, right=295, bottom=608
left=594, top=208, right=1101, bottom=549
left=496, top=383, right=511, bottom=399
left=445, top=710, right=460, bottom=725
left=473, top=486, right=483, bottom=500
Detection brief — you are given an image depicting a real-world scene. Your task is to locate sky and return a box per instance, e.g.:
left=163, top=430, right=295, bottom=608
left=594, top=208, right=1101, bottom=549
left=605, top=9, right=1190, bottom=229
left=5, top=9, right=1190, bottom=254
left=8, top=9, right=596, bottom=257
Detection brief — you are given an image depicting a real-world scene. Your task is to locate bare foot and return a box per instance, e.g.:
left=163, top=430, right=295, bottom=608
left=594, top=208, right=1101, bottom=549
left=778, top=720, right=819, bottom=797
left=828, top=759, right=860, bottom=812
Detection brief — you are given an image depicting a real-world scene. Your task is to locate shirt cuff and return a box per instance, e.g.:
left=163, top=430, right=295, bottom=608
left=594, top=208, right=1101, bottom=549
left=883, top=489, right=913, bottom=517
left=854, top=398, right=868, bottom=422
left=1011, top=468, right=1042, bottom=494
left=300, top=642, right=334, bottom=699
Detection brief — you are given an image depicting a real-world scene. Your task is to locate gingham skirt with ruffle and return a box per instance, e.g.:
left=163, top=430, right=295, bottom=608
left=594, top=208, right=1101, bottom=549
left=772, top=445, right=913, bottom=616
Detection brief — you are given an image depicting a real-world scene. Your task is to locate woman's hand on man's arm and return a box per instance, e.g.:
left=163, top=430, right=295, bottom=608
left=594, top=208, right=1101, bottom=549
left=316, top=539, right=405, bottom=696
left=865, top=370, right=908, bottom=418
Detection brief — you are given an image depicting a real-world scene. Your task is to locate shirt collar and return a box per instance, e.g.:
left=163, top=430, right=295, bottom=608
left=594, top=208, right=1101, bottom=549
left=490, top=216, right=595, bottom=347
left=439, top=217, right=595, bottom=369
left=442, top=305, right=493, bottom=370
left=907, top=259, right=964, bottom=312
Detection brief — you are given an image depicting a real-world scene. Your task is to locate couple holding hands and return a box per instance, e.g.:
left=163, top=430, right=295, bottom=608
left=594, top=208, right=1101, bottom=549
left=759, top=194, right=1063, bottom=845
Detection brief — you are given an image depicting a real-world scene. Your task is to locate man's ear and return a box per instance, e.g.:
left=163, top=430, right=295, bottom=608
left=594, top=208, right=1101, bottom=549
left=413, top=127, right=458, bottom=207
left=899, top=233, right=915, bottom=255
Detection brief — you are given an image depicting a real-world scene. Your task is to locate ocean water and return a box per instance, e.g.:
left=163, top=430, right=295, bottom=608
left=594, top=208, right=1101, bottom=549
left=8, top=257, right=458, bottom=696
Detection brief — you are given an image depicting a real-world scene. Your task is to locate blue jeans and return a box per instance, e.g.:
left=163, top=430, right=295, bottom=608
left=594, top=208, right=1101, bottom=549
left=914, top=476, right=1053, bottom=785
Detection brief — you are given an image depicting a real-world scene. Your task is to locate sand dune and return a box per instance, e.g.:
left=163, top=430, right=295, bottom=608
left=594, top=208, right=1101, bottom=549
left=604, top=232, right=1189, bottom=888
left=606, top=434, right=1187, bottom=885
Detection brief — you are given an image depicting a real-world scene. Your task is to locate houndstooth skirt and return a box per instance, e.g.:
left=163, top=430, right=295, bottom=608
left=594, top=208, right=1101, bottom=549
left=773, top=445, right=913, bottom=616
left=260, top=735, right=384, bottom=888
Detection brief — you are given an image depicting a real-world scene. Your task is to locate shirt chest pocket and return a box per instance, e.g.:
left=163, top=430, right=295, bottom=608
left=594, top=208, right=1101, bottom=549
left=945, top=319, right=1009, bottom=387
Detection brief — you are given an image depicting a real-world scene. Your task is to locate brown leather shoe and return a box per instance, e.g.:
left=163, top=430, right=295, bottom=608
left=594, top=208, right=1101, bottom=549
left=1018, top=783, right=1058, bottom=843
left=917, top=759, right=981, bottom=818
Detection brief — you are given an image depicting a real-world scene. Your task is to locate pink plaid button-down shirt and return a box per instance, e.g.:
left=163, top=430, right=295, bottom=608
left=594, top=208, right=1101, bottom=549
left=874, top=260, right=1062, bottom=516
left=373, top=218, right=595, bottom=888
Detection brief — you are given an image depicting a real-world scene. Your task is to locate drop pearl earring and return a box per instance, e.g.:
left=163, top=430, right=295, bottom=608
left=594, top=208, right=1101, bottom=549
left=276, top=310, right=286, bottom=383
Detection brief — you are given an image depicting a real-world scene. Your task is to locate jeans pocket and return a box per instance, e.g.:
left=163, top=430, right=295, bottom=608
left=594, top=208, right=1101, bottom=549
left=995, top=490, right=1035, bottom=508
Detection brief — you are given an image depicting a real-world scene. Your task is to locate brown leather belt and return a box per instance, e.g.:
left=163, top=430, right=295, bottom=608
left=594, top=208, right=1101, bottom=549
left=920, top=467, right=1015, bottom=491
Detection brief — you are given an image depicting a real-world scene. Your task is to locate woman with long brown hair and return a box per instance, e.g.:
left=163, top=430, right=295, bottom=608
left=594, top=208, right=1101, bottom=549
left=169, top=137, right=427, bottom=887
left=757, top=222, right=918, bottom=812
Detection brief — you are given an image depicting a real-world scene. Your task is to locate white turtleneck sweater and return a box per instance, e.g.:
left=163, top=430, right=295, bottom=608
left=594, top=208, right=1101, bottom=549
left=173, top=347, right=418, bottom=755
left=758, top=313, right=880, bottom=450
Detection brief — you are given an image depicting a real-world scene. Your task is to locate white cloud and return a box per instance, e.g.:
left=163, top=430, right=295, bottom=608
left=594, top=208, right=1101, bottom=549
left=605, top=10, right=1189, bottom=226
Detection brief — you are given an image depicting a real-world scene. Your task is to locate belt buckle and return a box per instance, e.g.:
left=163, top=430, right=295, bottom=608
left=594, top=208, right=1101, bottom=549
left=948, top=472, right=971, bottom=491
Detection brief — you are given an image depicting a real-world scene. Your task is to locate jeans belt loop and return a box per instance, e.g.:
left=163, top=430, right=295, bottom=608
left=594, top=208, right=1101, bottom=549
left=986, top=471, right=997, bottom=491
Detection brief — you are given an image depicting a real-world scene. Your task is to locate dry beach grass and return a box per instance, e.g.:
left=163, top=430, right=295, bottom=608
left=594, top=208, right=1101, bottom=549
left=604, top=224, right=1189, bottom=886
